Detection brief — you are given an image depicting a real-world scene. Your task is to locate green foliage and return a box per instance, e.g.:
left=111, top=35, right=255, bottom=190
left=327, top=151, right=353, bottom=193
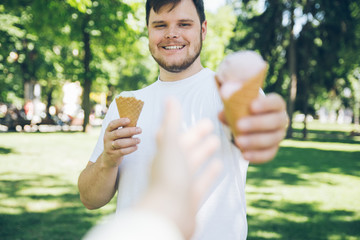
left=2, top=0, right=358, bottom=131
left=229, top=0, right=360, bottom=116
left=0, top=0, right=71, bottom=105
left=230, top=0, right=290, bottom=95
left=202, top=6, right=237, bottom=70
left=66, top=0, right=92, bottom=13
left=0, top=0, right=155, bottom=111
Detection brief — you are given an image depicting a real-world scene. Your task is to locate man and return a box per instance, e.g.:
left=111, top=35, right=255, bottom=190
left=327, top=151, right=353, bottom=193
left=78, top=0, right=288, bottom=239
left=84, top=99, right=222, bottom=240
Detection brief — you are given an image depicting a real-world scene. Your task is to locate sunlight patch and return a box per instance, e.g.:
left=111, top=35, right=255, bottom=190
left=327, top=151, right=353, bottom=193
left=281, top=140, right=359, bottom=152
left=252, top=230, right=282, bottom=239
left=25, top=200, right=62, bottom=212
left=328, top=234, right=359, bottom=240
left=18, top=187, right=73, bottom=196
left=0, top=206, right=23, bottom=215
left=247, top=206, right=309, bottom=223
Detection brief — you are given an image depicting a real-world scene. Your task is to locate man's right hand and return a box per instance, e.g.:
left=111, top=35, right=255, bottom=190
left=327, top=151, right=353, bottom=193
left=101, top=118, right=142, bottom=168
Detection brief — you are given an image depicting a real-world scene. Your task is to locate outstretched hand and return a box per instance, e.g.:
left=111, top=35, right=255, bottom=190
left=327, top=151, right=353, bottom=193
left=139, top=98, right=222, bottom=240
left=219, top=93, right=288, bottom=164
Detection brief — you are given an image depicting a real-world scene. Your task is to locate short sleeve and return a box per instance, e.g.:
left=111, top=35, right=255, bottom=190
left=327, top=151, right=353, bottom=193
left=89, top=100, right=119, bottom=163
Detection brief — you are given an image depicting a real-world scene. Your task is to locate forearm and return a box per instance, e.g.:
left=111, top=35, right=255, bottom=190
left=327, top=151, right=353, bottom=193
left=137, top=188, right=192, bottom=240
left=78, top=153, right=119, bottom=210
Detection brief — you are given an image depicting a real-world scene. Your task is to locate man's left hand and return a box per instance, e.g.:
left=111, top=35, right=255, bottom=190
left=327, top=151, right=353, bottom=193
left=219, top=93, right=288, bottom=164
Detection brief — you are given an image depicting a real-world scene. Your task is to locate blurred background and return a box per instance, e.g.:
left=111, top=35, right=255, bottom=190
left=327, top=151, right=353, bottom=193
left=0, top=0, right=359, bottom=239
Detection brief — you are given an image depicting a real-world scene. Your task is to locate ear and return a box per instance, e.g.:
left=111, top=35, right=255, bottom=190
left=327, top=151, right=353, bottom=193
left=201, top=20, right=207, bottom=41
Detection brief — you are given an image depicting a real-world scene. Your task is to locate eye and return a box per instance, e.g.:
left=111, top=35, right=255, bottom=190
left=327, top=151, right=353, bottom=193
left=155, top=24, right=166, bottom=28
left=180, top=23, right=191, bottom=27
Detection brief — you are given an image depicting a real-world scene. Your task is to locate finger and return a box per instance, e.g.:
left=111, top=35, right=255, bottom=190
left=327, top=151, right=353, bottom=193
left=154, top=98, right=183, bottom=174
left=214, top=74, right=223, bottom=86
left=159, top=98, right=182, bottom=143
left=106, top=118, right=131, bottom=132
left=217, top=111, right=228, bottom=125
left=189, top=135, right=220, bottom=174
left=112, top=138, right=141, bottom=150
left=180, top=119, right=214, bottom=149
left=116, top=145, right=139, bottom=156
left=193, top=160, right=223, bottom=206
left=110, top=127, right=142, bottom=140
left=242, top=146, right=279, bottom=164
left=235, top=129, right=285, bottom=151
left=237, top=111, right=288, bottom=134
left=250, top=93, right=286, bottom=114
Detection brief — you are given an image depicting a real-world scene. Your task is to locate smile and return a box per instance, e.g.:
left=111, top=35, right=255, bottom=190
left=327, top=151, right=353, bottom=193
left=163, top=45, right=185, bottom=50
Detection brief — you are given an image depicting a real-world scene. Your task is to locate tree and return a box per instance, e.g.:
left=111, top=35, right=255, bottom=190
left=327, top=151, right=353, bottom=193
left=1, top=0, right=76, bottom=112
left=1, top=0, right=154, bottom=131
left=229, top=0, right=360, bottom=138
left=0, top=9, right=26, bottom=104
left=201, top=5, right=237, bottom=70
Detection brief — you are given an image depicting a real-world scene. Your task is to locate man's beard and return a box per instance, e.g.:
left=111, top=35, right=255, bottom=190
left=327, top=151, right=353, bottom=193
left=150, top=35, right=203, bottom=73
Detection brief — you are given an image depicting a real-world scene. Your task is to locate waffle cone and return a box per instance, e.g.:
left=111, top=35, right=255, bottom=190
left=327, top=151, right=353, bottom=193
left=216, top=66, right=267, bottom=136
left=115, top=96, right=144, bottom=127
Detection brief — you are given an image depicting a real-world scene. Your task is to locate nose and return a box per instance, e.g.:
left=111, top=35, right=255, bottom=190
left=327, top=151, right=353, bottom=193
left=165, top=27, right=179, bottom=39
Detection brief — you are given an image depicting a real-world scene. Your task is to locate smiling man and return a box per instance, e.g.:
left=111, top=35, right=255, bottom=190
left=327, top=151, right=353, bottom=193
left=147, top=0, right=205, bottom=77
left=78, top=0, right=288, bottom=239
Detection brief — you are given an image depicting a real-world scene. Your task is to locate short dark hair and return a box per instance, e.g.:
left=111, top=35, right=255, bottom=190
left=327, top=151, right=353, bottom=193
left=146, top=0, right=206, bottom=25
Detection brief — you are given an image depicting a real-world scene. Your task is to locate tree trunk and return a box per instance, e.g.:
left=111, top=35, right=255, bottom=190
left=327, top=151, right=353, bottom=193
left=302, top=29, right=310, bottom=140
left=302, top=100, right=308, bottom=139
left=286, top=5, right=298, bottom=139
left=20, top=39, right=33, bottom=102
left=301, top=72, right=309, bottom=139
left=46, top=87, right=54, bottom=115
left=81, top=13, right=92, bottom=132
left=354, top=99, right=360, bottom=132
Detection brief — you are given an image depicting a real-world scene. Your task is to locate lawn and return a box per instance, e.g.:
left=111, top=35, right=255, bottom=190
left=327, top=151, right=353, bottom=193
left=0, top=121, right=359, bottom=239
left=0, top=128, right=117, bottom=239
left=246, top=122, right=360, bottom=240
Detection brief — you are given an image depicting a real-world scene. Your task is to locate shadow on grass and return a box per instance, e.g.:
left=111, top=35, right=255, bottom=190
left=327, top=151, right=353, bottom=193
left=248, top=146, right=360, bottom=187
left=0, top=207, right=99, bottom=240
left=0, top=174, right=114, bottom=240
left=292, top=128, right=360, bottom=145
left=0, top=147, right=13, bottom=155
left=246, top=140, right=360, bottom=239
left=247, top=200, right=360, bottom=240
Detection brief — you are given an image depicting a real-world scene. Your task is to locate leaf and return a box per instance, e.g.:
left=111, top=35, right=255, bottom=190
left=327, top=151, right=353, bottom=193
left=66, top=0, right=92, bottom=13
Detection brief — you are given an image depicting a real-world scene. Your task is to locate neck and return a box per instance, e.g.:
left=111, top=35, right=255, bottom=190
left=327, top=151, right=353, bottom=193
left=159, top=59, right=204, bottom=82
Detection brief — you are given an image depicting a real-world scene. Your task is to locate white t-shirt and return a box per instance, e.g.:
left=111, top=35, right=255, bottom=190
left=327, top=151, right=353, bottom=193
left=89, top=68, right=249, bottom=240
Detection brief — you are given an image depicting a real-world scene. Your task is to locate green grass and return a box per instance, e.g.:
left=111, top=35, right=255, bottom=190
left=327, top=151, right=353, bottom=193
left=0, top=121, right=359, bottom=239
left=246, top=121, right=360, bottom=240
left=0, top=128, right=116, bottom=239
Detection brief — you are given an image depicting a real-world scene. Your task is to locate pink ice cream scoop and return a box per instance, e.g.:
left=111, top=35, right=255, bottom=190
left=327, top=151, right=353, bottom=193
left=216, top=51, right=266, bottom=99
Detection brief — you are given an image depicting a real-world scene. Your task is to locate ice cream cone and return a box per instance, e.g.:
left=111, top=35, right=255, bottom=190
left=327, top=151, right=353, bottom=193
left=216, top=66, right=267, bottom=136
left=115, top=96, right=144, bottom=127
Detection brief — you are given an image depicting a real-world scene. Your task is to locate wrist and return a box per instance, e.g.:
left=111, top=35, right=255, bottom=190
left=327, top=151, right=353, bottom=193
left=98, top=153, right=120, bottom=170
left=137, top=187, right=193, bottom=238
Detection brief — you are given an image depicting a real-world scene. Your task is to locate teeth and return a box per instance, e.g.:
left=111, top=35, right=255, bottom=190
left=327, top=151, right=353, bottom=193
left=164, top=46, right=183, bottom=50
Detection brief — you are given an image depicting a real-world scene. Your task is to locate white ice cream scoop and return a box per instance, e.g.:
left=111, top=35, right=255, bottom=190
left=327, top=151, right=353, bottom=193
left=119, top=91, right=135, bottom=98
left=216, top=51, right=266, bottom=99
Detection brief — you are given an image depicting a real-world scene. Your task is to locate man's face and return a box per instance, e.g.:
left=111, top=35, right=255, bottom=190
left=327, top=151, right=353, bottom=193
left=147, top=0, right=207, bottom=73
